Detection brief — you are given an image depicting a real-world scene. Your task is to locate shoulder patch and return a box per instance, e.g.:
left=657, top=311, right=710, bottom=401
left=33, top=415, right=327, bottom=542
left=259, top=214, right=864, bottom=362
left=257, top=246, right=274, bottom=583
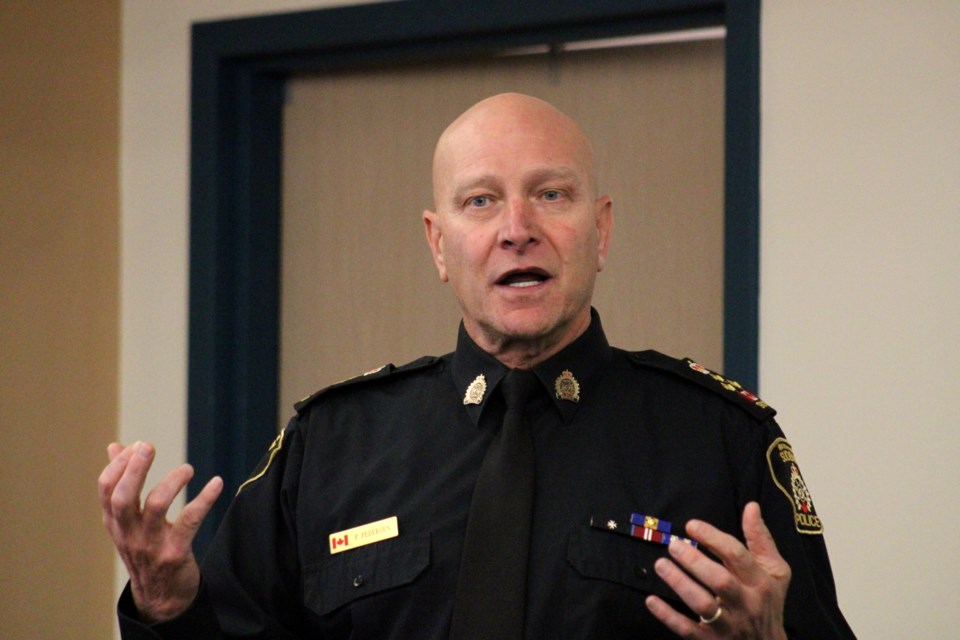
left=294, top=355, right=441, bottom=414
left=767, top=437, right=824, bottom=535
left=629, top=350, right=776, bottom=421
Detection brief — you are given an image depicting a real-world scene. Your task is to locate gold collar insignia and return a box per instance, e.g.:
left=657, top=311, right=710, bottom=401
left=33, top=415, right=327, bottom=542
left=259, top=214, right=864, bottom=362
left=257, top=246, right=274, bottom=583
left=463, top=374, right=487, bottom=405
left=554, top=370, right=580, bottom=403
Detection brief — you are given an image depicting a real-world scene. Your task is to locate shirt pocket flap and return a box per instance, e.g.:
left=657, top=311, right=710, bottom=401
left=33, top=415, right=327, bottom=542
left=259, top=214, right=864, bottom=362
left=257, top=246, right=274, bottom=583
left=567, top=524, right=683, bottom=605
left=303, top=534, right=430, bottom=617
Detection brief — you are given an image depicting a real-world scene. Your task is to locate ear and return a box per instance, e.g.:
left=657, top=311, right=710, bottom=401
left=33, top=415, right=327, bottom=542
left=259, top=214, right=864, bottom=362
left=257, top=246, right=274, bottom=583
left=423, top=209, right=448, bottom=282
left=594, top=195, right=613, bottom=272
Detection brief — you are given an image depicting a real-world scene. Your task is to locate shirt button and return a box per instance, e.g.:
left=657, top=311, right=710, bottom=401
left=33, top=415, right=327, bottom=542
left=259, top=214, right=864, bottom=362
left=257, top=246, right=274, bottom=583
left=352, top=574, right=365, bottom=588
left=635, top=565, right=649, bottom=579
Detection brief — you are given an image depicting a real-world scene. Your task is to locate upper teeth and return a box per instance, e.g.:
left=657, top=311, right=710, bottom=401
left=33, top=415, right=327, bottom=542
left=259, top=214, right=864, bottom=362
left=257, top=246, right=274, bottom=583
left=508, top=279, right=540, bottom=288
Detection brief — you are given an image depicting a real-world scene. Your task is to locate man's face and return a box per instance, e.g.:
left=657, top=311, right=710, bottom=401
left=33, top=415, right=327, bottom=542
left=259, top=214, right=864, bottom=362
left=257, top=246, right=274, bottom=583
left=424, top=95, right=612, bottom=362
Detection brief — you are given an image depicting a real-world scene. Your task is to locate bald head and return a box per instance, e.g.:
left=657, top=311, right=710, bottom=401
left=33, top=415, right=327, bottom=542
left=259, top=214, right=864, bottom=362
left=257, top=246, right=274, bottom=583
left=432, top=93, right=599, bottom=210
left=422, top=92, right=613, bottom=366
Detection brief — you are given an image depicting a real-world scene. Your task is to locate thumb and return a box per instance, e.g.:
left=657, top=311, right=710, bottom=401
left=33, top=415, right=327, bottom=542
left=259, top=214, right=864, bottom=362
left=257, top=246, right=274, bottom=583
left=743, top=502, right=790, bottom=578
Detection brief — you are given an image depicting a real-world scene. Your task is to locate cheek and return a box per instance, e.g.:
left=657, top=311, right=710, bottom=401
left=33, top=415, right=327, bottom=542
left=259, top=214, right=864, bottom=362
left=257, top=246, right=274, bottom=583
left=558, top=225, right=600, bottom=270
left=447, top=228, right=492, bottom=270
left=442, top=237, right=467, bottom=272
left=560, top=233, right=603, bottom=292
left=441, top=236, right=484, bottom=291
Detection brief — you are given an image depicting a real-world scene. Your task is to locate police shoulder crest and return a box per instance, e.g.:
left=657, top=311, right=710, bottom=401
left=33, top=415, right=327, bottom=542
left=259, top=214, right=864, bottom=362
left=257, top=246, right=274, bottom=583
left=629, top=350, right=776, bottom=421
left=767, top=437, right=824, bottom=535
left=294, top=355, right=441, bottom=414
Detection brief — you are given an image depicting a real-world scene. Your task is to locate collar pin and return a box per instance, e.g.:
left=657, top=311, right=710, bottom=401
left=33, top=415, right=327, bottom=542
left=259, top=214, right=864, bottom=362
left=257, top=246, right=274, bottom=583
left=463, top=374, right=487, bottom=405
left=554, top=370, right=580, bottom=403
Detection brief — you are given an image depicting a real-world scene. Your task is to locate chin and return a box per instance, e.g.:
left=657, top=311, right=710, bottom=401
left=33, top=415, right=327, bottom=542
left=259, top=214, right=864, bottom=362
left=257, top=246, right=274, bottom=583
left=493, top=311, right=564, bottom=343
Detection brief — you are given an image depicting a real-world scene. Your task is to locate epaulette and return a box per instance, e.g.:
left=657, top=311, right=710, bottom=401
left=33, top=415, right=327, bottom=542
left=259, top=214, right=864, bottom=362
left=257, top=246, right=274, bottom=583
left=294, top=355, right=441, bottom=414
left=628, top=350, right=776, bottom=421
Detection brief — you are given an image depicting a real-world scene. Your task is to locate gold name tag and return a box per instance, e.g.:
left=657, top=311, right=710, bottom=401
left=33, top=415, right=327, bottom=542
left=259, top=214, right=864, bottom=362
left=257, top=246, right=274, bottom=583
left=329, top=516, right=399, bottom=554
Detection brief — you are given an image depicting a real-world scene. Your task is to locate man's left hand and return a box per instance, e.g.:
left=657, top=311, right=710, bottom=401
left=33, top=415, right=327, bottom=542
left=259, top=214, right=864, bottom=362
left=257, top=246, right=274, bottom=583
left=644, top=502, right=791, bottom=639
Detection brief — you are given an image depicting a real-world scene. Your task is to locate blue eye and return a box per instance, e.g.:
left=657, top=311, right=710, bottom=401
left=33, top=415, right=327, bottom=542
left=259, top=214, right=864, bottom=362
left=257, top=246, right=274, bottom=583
left=542, top=190, right=563, bottom=201
left=468, top=195, right=490, bottom=208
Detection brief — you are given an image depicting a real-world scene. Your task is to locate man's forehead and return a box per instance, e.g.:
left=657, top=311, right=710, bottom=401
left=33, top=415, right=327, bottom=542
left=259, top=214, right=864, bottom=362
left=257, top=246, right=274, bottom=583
left=432, top=93, right=597, bottom=202
left=438, top=139, right=590, bottom=202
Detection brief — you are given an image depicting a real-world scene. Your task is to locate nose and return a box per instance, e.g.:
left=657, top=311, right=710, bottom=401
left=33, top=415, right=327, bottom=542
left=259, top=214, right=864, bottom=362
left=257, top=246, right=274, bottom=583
left=499, top=197, right=539, bottom=250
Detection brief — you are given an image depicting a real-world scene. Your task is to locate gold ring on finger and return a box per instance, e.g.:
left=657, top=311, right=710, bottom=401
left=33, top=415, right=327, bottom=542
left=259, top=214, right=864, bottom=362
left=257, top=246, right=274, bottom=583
left=699, top=605, right=723, bottom=625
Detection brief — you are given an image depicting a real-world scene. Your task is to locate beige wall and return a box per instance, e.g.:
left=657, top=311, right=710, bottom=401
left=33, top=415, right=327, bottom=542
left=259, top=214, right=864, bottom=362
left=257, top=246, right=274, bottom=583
left=116, top=1, right=378, bottom=637
left=99, top=1, right=960, bottom=638
left=761, top=3, right=960, bottom=637
left=0, top=2, right=120, bottom=639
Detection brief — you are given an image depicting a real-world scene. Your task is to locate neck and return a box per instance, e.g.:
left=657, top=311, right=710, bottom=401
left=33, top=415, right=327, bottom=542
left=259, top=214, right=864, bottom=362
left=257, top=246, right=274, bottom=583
left=467, top=313, right=592, bottom=369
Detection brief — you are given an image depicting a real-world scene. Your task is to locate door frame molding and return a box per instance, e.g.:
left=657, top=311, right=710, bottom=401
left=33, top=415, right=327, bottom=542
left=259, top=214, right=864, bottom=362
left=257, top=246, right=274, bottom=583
left=187, top=0, right=759, bottom=553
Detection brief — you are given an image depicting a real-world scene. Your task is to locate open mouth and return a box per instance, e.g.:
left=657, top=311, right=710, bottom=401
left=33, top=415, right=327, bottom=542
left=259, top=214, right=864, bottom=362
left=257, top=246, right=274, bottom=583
left=497, top=269, right=550, bottom=288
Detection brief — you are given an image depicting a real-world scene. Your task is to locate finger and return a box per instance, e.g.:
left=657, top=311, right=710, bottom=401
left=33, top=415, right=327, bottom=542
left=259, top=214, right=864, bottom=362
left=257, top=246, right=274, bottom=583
left=743, top=502, right=777, bottom=558
left=107, top=442, right=125, bottom=461
left=645, top=594, right=704, bottom=639
left=742, top=502, right=790, bottom=579
left=686, top=518, right=766, bottom=587
left=654, top=553, right=721, bottom=619
left=171, top=476, right=224, bottom=549
left=140, top=463, right=195, bottom=532
left=664, top=534, right=743, bottom=607
left=99, top=443, right=137, bottom=514
left=110, top=441, right=156, bottom=527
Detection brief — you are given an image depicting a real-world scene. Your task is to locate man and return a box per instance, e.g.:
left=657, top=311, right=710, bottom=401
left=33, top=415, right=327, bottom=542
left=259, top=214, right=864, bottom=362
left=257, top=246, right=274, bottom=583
left=100, top=93, right=855, bottom=638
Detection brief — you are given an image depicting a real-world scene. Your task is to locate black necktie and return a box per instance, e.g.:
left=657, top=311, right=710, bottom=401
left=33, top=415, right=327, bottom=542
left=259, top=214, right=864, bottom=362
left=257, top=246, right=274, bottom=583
left=450, top=369, right=540, bottom=640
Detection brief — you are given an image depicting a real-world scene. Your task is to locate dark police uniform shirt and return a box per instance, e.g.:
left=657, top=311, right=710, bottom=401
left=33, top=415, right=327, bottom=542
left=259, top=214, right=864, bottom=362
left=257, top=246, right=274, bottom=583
left=118, top=312, right=855, bottom=639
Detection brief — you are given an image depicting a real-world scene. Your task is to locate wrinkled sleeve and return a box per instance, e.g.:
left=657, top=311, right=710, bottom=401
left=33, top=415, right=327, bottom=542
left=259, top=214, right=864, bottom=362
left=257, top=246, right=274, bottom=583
left=118, top=579, right=220, bottom=640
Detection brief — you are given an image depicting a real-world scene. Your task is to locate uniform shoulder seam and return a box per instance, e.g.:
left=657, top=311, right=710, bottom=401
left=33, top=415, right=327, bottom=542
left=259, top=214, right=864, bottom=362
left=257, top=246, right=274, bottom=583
left=628, top=349, right=776, bottom=420
left=294, top=355, right=441, bottom=414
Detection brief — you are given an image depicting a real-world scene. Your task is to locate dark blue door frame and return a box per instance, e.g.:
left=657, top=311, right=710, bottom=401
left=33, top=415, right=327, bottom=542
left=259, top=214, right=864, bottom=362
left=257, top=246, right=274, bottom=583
left=186, top=0, right=760, bottom=554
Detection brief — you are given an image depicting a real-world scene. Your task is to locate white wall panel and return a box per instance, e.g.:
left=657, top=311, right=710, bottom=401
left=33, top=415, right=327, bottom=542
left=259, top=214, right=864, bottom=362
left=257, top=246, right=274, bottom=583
left=761, top=3, right=960, bottom=637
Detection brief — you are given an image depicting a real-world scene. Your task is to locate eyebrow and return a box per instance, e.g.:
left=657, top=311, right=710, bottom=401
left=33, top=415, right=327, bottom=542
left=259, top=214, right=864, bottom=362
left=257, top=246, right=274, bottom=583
left=449, top=166, right=584, bottom=206
left=526, top=166, right=583, bottom=188
left=450, top=175, right=500, bottom=206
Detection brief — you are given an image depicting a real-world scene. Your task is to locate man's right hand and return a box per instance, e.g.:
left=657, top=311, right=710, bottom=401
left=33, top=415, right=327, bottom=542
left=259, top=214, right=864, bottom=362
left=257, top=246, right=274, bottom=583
left=98, top=441, right=223, bottom=623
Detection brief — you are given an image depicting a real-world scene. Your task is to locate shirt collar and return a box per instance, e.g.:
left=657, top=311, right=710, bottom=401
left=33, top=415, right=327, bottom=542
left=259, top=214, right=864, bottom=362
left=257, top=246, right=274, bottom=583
left=450, top=308, right=612, bottom=426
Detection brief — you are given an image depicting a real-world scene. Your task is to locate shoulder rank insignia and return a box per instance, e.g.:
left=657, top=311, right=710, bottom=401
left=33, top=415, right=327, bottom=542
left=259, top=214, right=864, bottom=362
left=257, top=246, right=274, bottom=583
left=684, top=358, right=769, bottom=409
left=294, top=356, right=441, bottom=414
left=629, top=350, right=776, bottom=420
left=362, top=364, right=388, bottom=377
left=236, top=427, right=285, bottom=495
left=767, top=437, right=823, bottom=535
